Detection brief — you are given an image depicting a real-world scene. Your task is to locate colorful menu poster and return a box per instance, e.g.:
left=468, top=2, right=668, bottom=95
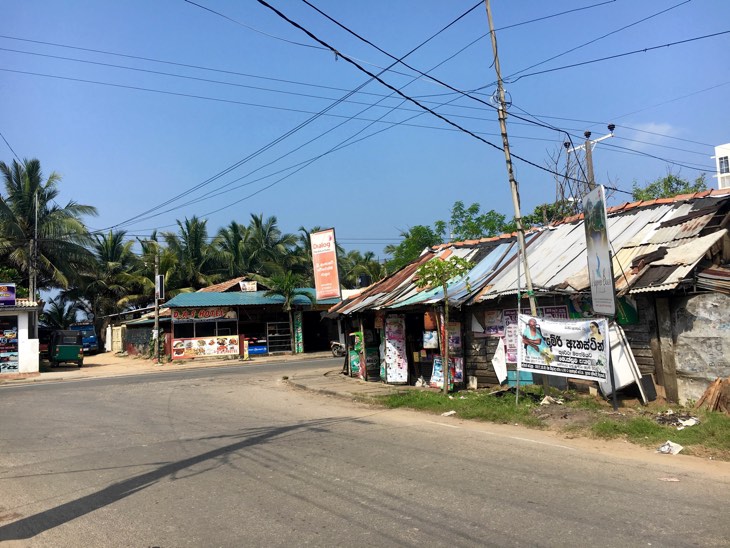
left=172, top=336, right=239, bottom=360
left=384, top=315, right=408, bottom=384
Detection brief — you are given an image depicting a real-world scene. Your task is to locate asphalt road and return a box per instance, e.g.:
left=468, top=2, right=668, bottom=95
left=1, top=359, right=728, bottom=547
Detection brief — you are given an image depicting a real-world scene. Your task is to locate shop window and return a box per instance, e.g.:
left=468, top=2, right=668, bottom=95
left=173, top=323, right=194, bottom=339
left=195, top=322, right=215, bottom=338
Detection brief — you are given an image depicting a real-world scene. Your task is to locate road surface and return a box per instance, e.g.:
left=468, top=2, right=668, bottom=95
left=1, top=359, right=728, bottom=546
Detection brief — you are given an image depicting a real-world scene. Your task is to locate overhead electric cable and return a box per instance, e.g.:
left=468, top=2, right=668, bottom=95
left=506, top=30, right=730, bottom=83
left=503, top=0, right=692, bottom=81
left=0, top=129, right=21, bottom=162
left=256, top=0, right=633, bottom=196
left=106, top=0, right=485, bottom=230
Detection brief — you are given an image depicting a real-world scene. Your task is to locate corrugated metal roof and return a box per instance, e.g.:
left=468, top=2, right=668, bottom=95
left=166, top=288, right=338, bottom=308
left=329, top=191, right=729, bottom=315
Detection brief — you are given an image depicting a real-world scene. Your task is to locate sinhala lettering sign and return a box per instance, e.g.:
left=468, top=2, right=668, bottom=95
left=171, top=307, right=237, bottom=323
left=517, top=314, right=609, bottom=381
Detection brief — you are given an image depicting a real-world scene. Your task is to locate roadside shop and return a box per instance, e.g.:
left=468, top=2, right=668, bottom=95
left=0, top=283, right=41, bottom=378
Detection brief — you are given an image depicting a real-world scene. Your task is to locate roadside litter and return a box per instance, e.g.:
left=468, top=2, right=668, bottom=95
left=441, top=410, right=456, bottom=417
left=540, top=396, right=564, bottom=406
left=654, top=410, right=700, bottom=430
left=657, top=440, right=684, bottom=455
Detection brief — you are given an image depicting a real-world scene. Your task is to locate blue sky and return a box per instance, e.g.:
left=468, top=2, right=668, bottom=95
left=3, top=0, right=729, bottom=257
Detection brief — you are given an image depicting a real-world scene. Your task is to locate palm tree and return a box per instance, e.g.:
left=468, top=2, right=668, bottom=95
left=213, top=221, right=251, bottom=277
left=162, top=216, right=221, bottom=291
left=246, top=214, right=298, bottom=278
left=0, top=158, right=96, bottom=292
left=263, top=271, right=312, bottom=353
left=40, top=297, right=81, bottom=329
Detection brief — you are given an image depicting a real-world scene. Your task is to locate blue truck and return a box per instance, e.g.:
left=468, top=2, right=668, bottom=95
left=70, top=323, right=99, bottom=354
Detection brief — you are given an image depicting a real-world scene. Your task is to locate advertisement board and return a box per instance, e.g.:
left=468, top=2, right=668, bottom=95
left=310, top=228, right=341, bottom=301
left=583, top=185, right=615, bottom=317
left=517, top=314, right=609, bottom=381
left=171, top=335, right=240, bottom=360
left=0, top=284, right=16, bottom=307
left=0, top=317, right=19, bottom=373
left=171, top=307, right=237, bottom=323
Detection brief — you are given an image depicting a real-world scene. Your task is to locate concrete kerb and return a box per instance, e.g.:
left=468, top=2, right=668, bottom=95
left=284, top=369, right=410, bottom=401
left=0, top=351, right=337, bottom=386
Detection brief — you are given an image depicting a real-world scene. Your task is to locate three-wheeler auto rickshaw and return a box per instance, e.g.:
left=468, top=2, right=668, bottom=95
left=48, top=330, right=84, bottom=367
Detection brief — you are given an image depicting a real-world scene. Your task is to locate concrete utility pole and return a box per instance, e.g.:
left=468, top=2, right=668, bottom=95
left=484, top=0, right=537, bottom=316
left=154, top=251, right=160, bottom=364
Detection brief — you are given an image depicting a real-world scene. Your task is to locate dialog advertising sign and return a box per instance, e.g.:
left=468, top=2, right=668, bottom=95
left=517, top=314, right=609, bottom=381
left=583, top=185, right=615, bottom=317
left=0, top=284, right=16, bottom=307
left=310, top=228, right=341, bottom=301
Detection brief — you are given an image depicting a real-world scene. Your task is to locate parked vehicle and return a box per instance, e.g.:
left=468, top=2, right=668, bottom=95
left=330, top=340, right=346, bottom=357
left=48, top=330, right=84, bottom=367
left=38, top=327, right=53, bottom=357
left=70, top=323, right=99, bottom=354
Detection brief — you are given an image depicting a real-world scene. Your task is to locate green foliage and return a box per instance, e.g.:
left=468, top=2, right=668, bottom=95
left=0, top=158, right=96, bottom=290
left=443, top=200, right=511, bottom=240
left=631, top=172, right=707, bottom=201
left=40, top=297, right=81, bottom=329
left=591, top=411, right=730, bottom=455
left=377, top=391, right=544, bottom=427
left=383, top=225, right=444, bottom=272
left=414, top=255, right=472, bottom=292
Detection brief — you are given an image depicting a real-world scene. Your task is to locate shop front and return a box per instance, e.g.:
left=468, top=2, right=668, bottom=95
left=171, top=307, right=240, bottom=360
left=0, top=285, right=41, bottom=378
left=345, top=309, right=465, bottom=389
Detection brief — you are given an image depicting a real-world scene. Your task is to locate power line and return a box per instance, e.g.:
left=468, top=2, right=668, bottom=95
left=0, top=129, right=21, bottom=162
left=506, top=30, right=730, bottom=83
left=503, top=0, right=692, bottom=82
left=256, top=0, right=633, bottom=197
left=105, top=0, right=485, bottom=230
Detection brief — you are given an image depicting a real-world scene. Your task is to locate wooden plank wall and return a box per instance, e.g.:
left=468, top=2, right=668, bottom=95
left=620, top=295, right=658, bottom=378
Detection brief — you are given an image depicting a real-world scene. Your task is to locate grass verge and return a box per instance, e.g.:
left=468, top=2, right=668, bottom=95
left=374, top=388, right=730, bottom=460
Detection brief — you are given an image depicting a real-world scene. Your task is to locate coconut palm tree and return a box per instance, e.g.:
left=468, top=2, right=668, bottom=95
left=40, top=297, right=81, bottom=329
left=0, top=158, right=96, bottom=292
left=162, top=216, right=221, bottom=291
left=246, top=213, right=298, bottom=277
left=213, top=221, right=251, bottom=277
left=262, top=271, right=312, bottom=353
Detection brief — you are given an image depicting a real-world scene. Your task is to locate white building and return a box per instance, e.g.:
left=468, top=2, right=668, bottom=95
left=712, top=143, right=730, bottom=189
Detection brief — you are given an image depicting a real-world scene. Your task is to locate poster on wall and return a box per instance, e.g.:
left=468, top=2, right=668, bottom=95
left=310, top=228, right=341, bottom=301
left=583, top=185, right=615, bottom=317
left=172, top=336, right=239, bottom=360
left=429, top=356, right=455, bottom=390
left=0, top=321, right=19, bottom=373
left=384, top=315, right=408, bottom=384
left=0, top=284, right=16, bottom=307
left=517, top=314, right=609, bottom=380
left=294, top=311, right=303, bottom=353
left=447, top=322, right=462, bottom=354
left=423, top=330, right=438, bottom=349
left=503, top=306, right=569, bottom=362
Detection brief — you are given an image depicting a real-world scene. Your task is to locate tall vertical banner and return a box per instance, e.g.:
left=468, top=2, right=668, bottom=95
left=583, top=185, right=615, bottom=317
left=310, top=228, right=341, bottom=301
